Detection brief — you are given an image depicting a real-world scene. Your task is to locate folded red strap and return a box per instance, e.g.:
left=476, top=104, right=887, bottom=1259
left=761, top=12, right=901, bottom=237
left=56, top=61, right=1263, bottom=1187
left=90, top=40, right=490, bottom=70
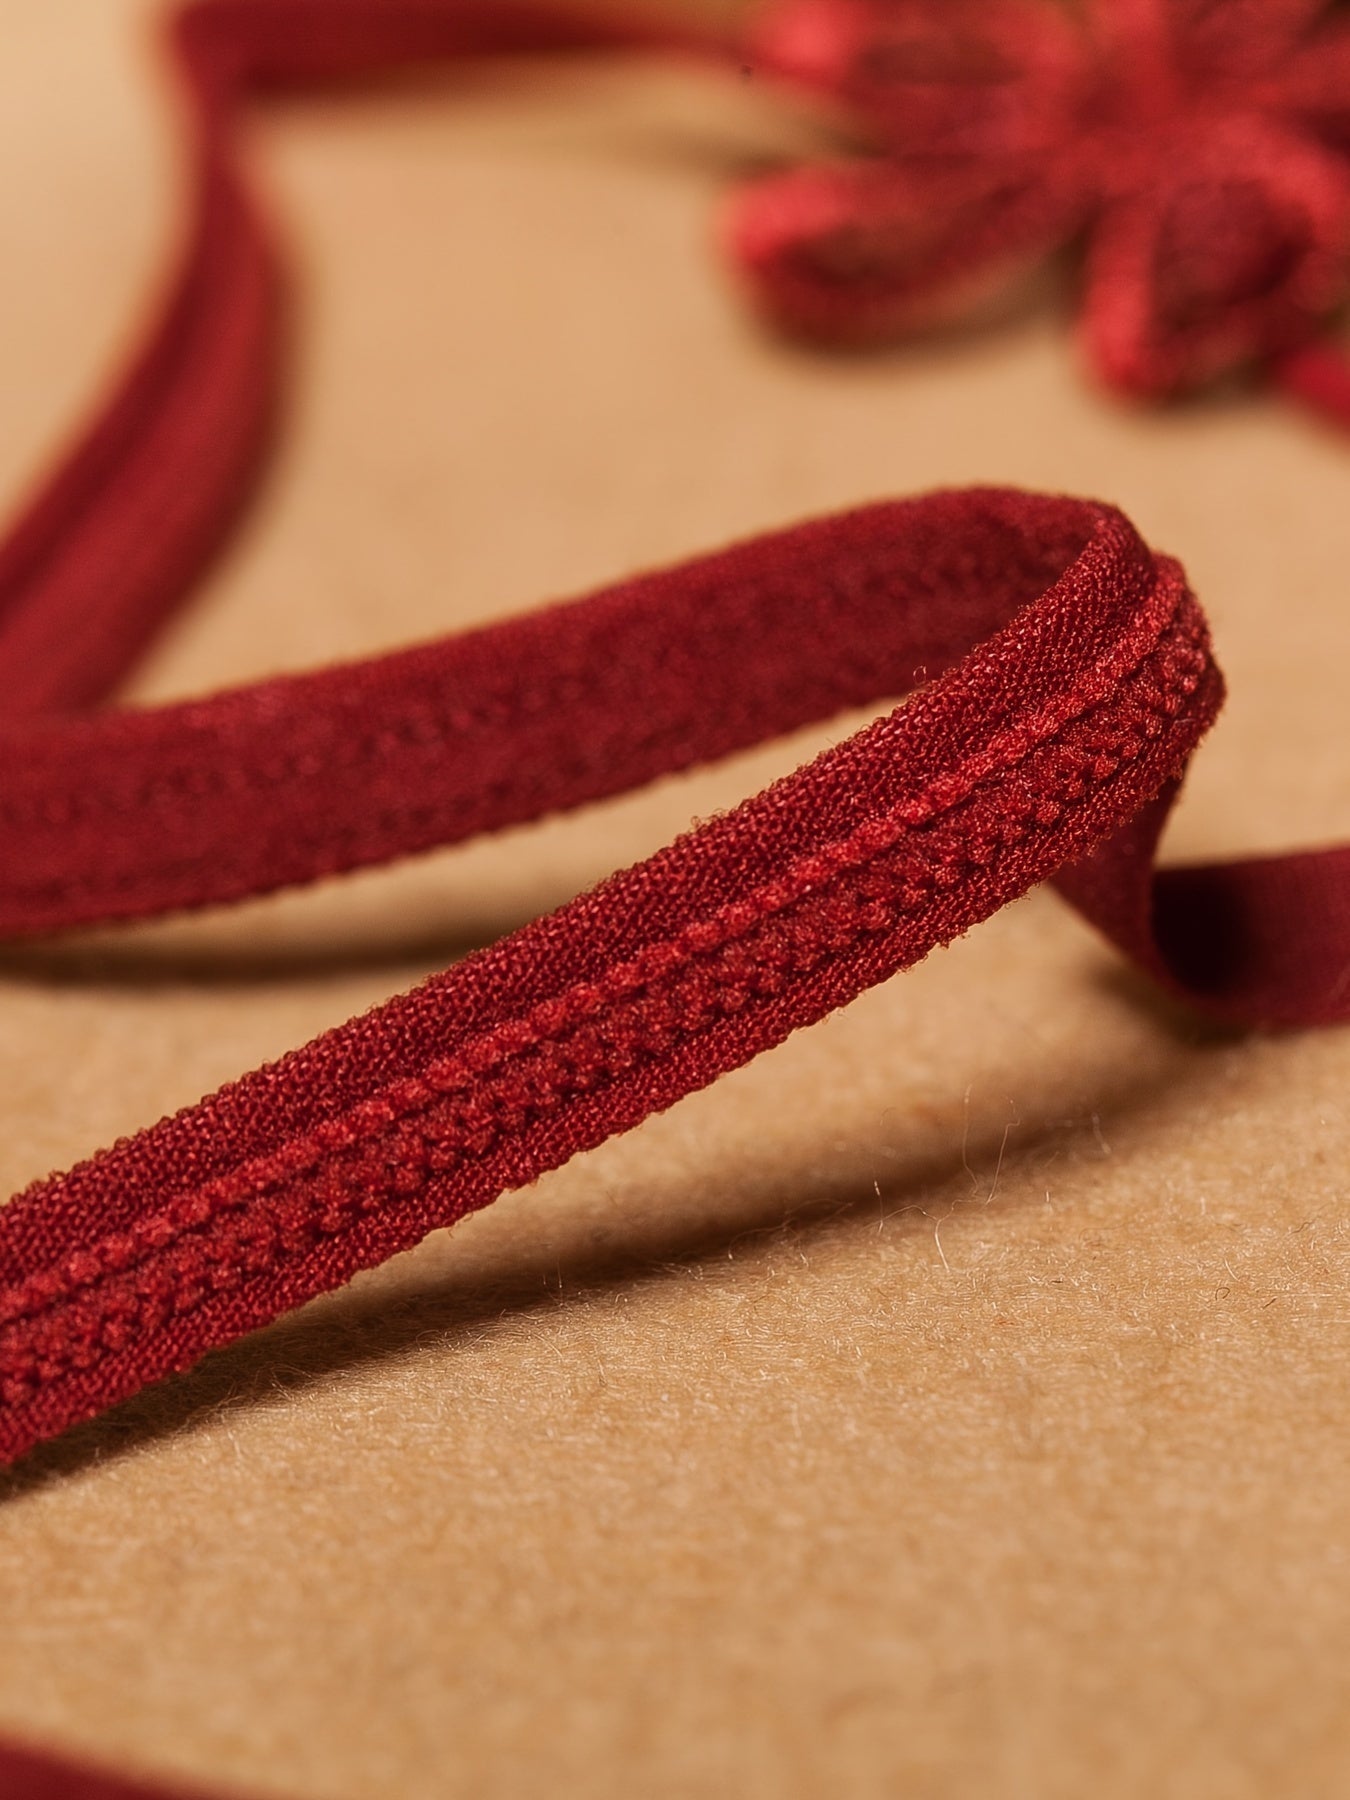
left=0, top=476, right=1223, bottom=1462
left=4, top=7, right=1350, bottom=1799
left=0, top=0, right=1346, bottom=1483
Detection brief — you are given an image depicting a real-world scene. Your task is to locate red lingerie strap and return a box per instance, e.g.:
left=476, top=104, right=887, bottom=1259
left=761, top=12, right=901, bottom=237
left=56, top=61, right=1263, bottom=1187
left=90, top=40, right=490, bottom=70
left=1, top=0, right=1348, bottom=1472
left=3, top=4, right=1350, bottom=1797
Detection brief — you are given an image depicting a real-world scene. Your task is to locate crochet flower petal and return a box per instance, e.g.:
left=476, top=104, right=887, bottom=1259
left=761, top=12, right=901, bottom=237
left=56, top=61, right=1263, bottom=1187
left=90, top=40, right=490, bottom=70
left=1080, top=114, right=1350, bottom=395
left=1086, top=1, right=1325, bottom=117
left=1259, top=14, right=1350, bottom=153
left=1162, top=0, right=1328, bottom=75
left=724, top=156, right=1088, bottom=344
left=749, top=0, right=1090, bottom=164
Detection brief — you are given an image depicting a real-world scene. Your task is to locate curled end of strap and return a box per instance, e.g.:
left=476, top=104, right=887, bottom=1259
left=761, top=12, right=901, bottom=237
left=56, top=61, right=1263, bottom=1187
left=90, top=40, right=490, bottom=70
left=1154, top=848, right=1350, bottom=1030
left=1057, top=783, right=1350, bottom=1033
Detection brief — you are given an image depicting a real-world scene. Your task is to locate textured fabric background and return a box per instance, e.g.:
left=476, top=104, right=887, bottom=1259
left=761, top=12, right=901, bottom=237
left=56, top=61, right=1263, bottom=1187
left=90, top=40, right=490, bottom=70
left=1, top=4, right=1349, bottom=1796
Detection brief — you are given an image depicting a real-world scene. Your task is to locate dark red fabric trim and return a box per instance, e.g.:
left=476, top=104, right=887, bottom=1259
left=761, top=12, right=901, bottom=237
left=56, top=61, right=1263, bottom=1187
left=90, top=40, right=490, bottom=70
left=0, top=485, right=1227, bottom=1462
left=2, top=4, right=1350, bottom=1797
left=0, top=0, right=1347, bottom=1471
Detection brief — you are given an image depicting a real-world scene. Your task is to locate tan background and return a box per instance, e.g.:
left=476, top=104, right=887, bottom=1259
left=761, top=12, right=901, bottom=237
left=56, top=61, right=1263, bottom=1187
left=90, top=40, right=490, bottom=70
left=2, top=4, right=1350, bottom=1796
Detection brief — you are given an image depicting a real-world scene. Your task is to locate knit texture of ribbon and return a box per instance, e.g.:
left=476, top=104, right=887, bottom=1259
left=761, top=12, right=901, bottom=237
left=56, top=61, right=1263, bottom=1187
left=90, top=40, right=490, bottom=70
left=0, top=0, right=1348, bottom=1489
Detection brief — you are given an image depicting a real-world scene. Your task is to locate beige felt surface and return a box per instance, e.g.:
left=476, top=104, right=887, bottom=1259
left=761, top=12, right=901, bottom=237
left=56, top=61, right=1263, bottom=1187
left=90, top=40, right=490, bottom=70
left=2, top=5, right=1350, bottom=1798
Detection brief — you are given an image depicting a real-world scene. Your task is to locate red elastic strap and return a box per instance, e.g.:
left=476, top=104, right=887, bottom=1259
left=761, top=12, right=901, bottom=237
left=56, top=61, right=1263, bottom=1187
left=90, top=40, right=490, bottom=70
left=0, top=0, right=1346, bottom=1589
left=4, top=5, right=1350, bottom=1797
left=1, top=0, right=1347, bottom=1477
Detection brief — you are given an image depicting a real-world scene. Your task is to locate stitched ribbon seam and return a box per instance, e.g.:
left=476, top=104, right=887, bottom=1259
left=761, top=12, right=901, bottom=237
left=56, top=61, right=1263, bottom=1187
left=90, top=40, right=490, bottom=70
left=0, top=500, right=1213, bottom=1457
left=0, top=486, right=1222, bottom=1462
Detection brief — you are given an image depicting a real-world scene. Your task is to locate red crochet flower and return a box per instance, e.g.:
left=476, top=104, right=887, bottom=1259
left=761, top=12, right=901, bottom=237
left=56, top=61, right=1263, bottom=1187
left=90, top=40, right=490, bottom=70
left=726, top=0, right=1350, bottom=405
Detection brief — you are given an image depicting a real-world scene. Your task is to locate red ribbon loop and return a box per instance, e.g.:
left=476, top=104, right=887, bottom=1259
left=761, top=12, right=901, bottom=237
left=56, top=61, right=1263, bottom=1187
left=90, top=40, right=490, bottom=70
left=0, top=0, right=1346, bottom=1475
